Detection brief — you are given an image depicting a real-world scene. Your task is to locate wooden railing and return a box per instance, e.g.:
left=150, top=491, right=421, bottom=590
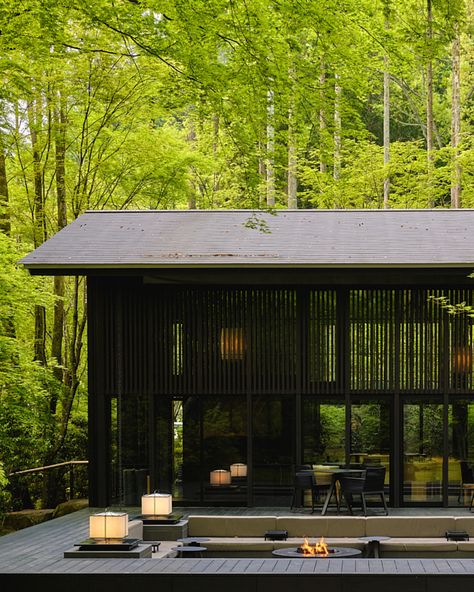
left=9, top=461, right=88, bottom=506
left=9, top=460, right=88, bottom=476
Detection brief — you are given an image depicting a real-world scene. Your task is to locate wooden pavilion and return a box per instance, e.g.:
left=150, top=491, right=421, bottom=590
left=20, top=209, right=474, bottom=508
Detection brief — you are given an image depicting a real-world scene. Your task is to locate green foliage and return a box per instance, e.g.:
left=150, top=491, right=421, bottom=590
left=0, top=0, right=473, bottom=510
left=0, top=234, right=59, bottom=508
left=429, top=294, right=474, bottom=317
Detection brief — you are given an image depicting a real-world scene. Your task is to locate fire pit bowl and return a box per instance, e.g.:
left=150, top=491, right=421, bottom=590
left=272, top=537, right=362, bottom=559
left=272, top=547, right=362, bottom=558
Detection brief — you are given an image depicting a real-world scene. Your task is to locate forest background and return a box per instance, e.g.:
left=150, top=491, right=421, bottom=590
left=0, top=0, right=472, bottom=511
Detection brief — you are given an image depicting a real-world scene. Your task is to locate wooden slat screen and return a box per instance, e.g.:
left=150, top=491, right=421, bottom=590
left=349, top=290, right=395, bottom=392
left=88, top=281, right=474, bottom=396
left=307, top=290, right=338, bottom=394
left=399, top=289, right=443, bottom=393
left=448, top=288, right=474, bottom=392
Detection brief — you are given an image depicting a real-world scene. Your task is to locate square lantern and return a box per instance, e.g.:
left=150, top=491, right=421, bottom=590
left=89, top=511, right=128, bottom=542
left=230, top=463, right=247, bottom=478
left=141, top=492, right=173, bottom=517
left=452, top=344, right=473, bottom=374
left=210, top=469, right=231, bottom=486
left=220, top=328, right=245, bottom=360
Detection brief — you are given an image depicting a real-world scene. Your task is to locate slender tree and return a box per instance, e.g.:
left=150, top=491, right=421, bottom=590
left=451, top=22, right=462, bottom=208
left=426, top=0, right=435, bottom=207
left=383, top=1, right=391, bottom=209
left=51, top=89, right=67, bottom=394
left=319, top=61, right=327, bottom=175
left=266, top=88, right=276, bottom=207
left=0, top=133, right=10, bottom=235
left=333, top=73, right=342, bottom=183
left=287, top=64, right=297, bottom=208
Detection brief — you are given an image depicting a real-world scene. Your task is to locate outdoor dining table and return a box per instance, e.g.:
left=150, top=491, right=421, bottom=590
left=316, top=468, right=367, bottom=515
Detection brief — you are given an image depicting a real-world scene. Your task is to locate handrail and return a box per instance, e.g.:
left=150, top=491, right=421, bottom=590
left=9, top=460, right=88, bottom=477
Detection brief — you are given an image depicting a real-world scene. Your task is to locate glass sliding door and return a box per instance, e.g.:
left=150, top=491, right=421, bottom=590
left=350, top=399, right=391, bottom=503
left=202, top=396, right=247, bottom=504
left=449, top=399, right=474, bottom=507
left=180, top=396, right=247, bottom=504
left=252, top=395, right=295, bottom=506
left=402, top=400, right=443, bottom=504
left=302, top=398, right=345, bottom=466
left=110, top=393, right=151, bottom=505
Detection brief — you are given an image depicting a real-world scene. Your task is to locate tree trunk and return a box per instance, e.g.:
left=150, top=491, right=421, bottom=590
left=55, top=94, right=67, bottom=230
left=212, top=114, right=219, bottom=200
left=426, top=0, right=434, bottom=207
left=51, top=92, right=67, bottom=400
left=383, top=4, right=391, bottom=209
left=319, top=62, right=327, bottom=174
left=187, top=121, right=197, bottom=209
left=451, top=23, right=462, bottom=208
left=266, top=88, right=275, bottom=207
left=27, top=100, right=46, bottom=248
left=333, top=73, right=342, bottom=182
left=287, top=112, right=297, bottom=209
left=27, top=98, right=47, bottom=366
left=287, top=65, right=297, bottom=209
left=34, top=304, right=47, bottom=366
left=0, top=132, right=10, bottom=235
left=258, top=145, right=266, bottom=208
left=0, top=128, right=15, bottom=340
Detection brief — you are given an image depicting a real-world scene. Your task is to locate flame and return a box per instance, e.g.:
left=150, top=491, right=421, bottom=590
left=299, top=536, right=329, bottom=556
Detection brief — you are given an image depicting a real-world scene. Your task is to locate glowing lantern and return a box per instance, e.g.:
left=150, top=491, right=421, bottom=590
left=230, top=463, right=247, bottom=478
left=89, top=511, right=128, bottom=542
left=210, top=469, right=231, bottom=486
left=141, top=493, right=172, bottom=517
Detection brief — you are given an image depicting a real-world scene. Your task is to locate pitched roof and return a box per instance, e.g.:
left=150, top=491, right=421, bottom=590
left=19, top=209, right=474, bottom=270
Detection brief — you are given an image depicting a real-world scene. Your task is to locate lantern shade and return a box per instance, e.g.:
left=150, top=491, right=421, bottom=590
left=230, top=463, right=247, bottom=478
left=89, top=511, right=128, bottom=541
left=210, top=469, right=231, bottom=485
left=220, top=328, right=245, bottom=360
left=141, top=493, right=173, bottom=516
left=452, top=345, right=473, bottom=373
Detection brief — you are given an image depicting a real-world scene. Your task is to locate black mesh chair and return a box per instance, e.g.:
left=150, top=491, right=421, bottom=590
left=362, top=466, right=388, bottom=515
left=290, top=471, right=331, bottom=513
left=459, top=461, right=474, bottom=504
left=339, top=467, right=388, bottom=516
left=339, top=475, right=366, bottom=515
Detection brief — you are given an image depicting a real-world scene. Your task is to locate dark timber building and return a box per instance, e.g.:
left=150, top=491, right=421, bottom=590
left=20, top=209, right=474, bottom=509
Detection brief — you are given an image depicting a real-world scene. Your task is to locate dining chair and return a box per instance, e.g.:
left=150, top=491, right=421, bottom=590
left=290, top=471, right=331, bottom=513
left=459, top=461, right=474, bottom=504
left=338, top=475, right=366, bottom=515
left=362, top=466, right=388, bottom=515
left=339, top=467, right=388, bottom=516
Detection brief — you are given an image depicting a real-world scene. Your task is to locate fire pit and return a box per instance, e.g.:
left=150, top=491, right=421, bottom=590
left=272, top=537, right=362, bottom=559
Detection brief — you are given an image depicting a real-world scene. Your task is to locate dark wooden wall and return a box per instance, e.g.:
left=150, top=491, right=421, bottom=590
left=86, top=273, right=474, bottom=505
left=88, top=277, right=474, bottom=397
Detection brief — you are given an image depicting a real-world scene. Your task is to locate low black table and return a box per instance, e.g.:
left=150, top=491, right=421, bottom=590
left=272, top=547, right=362, bottom=558
left=359, top=536, right=391, bottom=558
left=176, top=537, right=210, bottom=544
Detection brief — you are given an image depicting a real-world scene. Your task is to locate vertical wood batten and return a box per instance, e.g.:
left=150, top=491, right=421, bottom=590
left=96, top=284, right=474, bottom=398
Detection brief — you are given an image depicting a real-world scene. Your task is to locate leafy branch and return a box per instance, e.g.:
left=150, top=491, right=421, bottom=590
left=428, top=295, right=474, bottom=318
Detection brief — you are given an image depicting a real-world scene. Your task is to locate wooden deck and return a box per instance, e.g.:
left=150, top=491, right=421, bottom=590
left=2, top=507, right=474, bottom=590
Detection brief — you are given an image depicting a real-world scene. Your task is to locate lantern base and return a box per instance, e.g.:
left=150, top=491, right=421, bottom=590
left=75, top=538, right=140, bottom=551
left=139, top=513, right=183, bottom=525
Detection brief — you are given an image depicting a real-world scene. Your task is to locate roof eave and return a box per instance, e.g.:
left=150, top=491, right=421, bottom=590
left=21, top=262, right=474, bottom=271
